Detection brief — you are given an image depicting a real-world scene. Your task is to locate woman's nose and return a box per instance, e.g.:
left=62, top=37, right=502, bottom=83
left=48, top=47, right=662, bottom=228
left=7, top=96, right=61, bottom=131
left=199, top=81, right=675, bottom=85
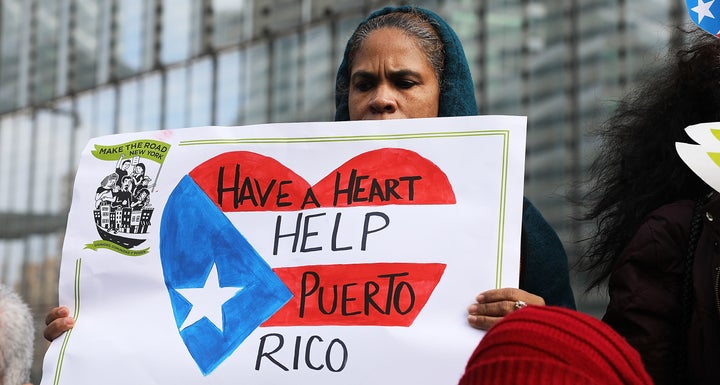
left=369, top=85, right=398, bottom=114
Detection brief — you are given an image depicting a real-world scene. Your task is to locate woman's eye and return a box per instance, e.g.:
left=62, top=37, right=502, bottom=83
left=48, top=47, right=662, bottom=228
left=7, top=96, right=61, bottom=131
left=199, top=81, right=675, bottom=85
left=396, top=79, right=416, bottom=89
left=353, top=81, right=374, bottom=92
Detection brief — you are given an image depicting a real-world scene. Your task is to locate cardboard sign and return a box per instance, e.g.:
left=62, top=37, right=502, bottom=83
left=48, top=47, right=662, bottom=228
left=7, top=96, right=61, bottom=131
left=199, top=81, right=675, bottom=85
left=41, top=116, right=526, bottom=385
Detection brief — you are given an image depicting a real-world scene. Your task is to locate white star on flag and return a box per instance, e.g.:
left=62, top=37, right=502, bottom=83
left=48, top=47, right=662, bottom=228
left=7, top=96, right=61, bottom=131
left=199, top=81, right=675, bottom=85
left=693, top=0, right=716, bottom=23
left=176, top=263, right=243, bottom=332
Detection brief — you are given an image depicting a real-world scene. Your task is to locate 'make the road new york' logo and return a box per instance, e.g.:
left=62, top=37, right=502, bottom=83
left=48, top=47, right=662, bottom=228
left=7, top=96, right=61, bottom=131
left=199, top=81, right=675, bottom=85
left=159, top=149, right=453, bottom=375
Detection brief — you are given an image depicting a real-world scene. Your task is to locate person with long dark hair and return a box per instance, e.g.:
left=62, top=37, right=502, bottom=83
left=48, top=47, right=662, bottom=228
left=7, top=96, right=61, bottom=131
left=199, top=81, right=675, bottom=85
left=581, top=29, right=720, bottom=385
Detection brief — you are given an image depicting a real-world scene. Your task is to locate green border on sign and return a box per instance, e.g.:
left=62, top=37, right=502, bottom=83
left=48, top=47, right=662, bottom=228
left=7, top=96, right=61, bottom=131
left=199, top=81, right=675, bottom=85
left=54, top=258, right=82, bottom=385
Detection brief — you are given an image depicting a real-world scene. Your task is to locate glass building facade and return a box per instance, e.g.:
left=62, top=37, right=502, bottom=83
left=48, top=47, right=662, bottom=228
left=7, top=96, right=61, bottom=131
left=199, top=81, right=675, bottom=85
left=0, top=0, right=689, bottom=382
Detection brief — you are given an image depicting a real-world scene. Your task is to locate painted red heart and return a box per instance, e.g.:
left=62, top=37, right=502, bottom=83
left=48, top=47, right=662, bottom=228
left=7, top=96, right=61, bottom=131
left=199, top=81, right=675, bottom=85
left=181, top=148, right=454, bottom=328
left=188, top=148, right=456, bottom=212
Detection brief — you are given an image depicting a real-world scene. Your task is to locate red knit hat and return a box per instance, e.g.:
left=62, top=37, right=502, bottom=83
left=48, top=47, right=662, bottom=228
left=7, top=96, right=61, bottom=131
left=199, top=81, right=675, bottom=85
left=458, top=306, right=653, bottom=385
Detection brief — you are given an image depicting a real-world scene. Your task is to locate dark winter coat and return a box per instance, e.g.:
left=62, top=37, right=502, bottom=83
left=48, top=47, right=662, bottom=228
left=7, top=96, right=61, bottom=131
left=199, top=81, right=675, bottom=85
left=604, top=198, right=720, bottom=385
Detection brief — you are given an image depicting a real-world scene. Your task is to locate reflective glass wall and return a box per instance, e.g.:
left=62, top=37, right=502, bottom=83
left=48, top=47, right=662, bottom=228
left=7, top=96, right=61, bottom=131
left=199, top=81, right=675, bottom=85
left=0, top=0, right=688, bottom=382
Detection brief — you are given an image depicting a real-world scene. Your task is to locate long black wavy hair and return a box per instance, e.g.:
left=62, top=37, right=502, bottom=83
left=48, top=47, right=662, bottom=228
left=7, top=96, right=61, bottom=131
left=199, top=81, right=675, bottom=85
left=581, top=29, right=720, bottom=289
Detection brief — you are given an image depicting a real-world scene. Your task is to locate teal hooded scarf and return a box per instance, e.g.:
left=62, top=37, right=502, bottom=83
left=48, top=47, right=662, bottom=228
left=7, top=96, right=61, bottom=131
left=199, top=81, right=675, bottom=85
left=334, top=6, right=575, bottom=309
left=334, top=5, right=477, bottom=120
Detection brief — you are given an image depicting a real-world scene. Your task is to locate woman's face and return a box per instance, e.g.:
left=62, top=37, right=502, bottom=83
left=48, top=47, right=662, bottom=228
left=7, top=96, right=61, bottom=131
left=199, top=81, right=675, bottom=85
left=348, top=28, right=440, bottom=120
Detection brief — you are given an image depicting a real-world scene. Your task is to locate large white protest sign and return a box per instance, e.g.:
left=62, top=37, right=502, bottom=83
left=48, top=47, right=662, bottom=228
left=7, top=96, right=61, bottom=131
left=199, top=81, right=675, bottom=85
left=41, top=115, right=526, bottom=385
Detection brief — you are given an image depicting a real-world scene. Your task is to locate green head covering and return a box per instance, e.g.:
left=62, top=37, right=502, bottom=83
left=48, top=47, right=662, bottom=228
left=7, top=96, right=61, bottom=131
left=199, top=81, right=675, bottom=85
left=334, top=6, right=478, bottom=121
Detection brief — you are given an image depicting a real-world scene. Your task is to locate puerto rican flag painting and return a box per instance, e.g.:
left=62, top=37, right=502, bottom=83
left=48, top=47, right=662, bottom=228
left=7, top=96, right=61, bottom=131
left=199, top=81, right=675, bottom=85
left=687, top=0, right=720, bottom=36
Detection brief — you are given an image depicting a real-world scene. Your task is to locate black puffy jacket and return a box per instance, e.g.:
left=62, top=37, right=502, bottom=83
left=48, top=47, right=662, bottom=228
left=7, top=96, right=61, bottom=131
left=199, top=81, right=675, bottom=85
left=603, top=198, right=720, bottom=385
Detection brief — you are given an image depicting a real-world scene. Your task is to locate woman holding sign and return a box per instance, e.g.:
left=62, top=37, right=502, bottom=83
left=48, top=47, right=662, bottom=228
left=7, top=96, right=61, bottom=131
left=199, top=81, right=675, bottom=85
left=333, top=6, right=576, bottom=330
left=43, top=6, right=575, bottom=340
left=581, top=30, right=720, bottom=385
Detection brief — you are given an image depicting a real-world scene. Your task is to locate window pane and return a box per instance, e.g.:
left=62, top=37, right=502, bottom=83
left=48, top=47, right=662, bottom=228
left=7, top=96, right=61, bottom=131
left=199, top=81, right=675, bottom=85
left=302, top=25, right=333, bottom=121
left=75, top=92, right=94, bottom=164
left=33, top=111, right=53, bottom=212
left=626, top=1, right=672, bottom=77
left=243, top=43, right=269, bottom=124
left=26, top=236, right=44, bottom=270
left=33, top=0, right=62, bottom=102
left=116, top=0, right=146, bottom=77
left=142, top=0, right=157, bottom=69
left=188, top=58, right=212, bottom=127
left=212, top=0, right=245, bottom=47
left=95, top=87, right=116, bottom=136
left=72, top=0, right=100, bottom=91
left=0, top=115, right=16, bottom=209
left=253, top=0, right=301, bottom=37
left=118, top=79, right=139, bottom=133
left=52, top=101, right=75, bottom=213
left=485, top=2, right=524, bottom=111
left=140, top=73, right=162, bottom=131
left=161, top=0, right=192, bottom=64
left=0, top=0, right=24, bottom=111
left=164, top=66, right=187, bottom=129
left=1, top=241, right=24, bottom=286
left=55, top=0, right=71, bottom=96
left=216, top=50, right=241, bottom=125
left=11, top=114, right=31, bottom=211
left=271, top=34, right=299, bottom=122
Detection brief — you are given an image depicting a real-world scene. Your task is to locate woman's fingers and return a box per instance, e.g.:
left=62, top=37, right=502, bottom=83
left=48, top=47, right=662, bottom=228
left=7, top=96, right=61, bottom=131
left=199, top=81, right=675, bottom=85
left=467, top=313, right=501, bottom=330
left=466, top=288, right=546, bottom=330
left=44, top=306, right=68, bottom=325
left=43, top=306, right=75, bottom=341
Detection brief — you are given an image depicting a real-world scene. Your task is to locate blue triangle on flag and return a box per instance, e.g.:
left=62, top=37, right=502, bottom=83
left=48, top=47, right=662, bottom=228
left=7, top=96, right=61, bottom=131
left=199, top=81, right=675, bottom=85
left=160, top=175, right=292, bottom=375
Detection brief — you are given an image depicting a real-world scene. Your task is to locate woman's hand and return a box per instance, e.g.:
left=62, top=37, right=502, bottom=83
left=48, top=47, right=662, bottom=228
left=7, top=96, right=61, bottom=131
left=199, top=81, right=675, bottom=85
left=44, top=306, right=75, bottom=341
left=467, top=288, right=545, bottom=330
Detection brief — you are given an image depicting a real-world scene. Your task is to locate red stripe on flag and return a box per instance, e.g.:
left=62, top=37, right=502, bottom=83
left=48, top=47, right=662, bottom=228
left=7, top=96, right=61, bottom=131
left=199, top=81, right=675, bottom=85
left=263, top=262, right=446, bottom=327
